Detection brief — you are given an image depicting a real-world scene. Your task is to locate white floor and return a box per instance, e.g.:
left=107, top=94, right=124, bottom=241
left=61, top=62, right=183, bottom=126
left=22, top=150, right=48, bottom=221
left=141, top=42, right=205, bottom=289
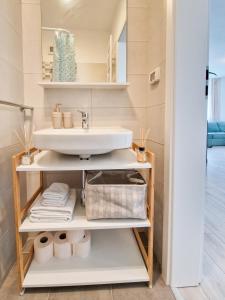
left=175, top=146, right=225, bottom=300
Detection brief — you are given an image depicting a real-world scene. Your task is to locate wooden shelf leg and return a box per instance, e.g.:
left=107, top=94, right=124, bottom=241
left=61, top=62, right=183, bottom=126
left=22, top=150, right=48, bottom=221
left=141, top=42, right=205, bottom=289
left=20, top=288, right=25, bottom=296
left=12, top=156, right=24, bottom=290
left=147, top=155, right=155, bottom=288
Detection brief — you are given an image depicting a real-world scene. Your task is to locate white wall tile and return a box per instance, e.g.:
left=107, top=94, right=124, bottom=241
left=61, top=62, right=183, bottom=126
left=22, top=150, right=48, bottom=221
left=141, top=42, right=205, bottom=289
left=128, top=8, right=149, bottom=42
left=92, top=107, right=146, bottom=139
left=0, top=59, right=23, bottom=104
left=0, top=145, right=21, bottom=192
left=22, top=2, right=41, bottom=42
left=23, top=39, right=42, bottom=74
left=128, top=0, right=149, bottom=8
left=146, top=104, right=165, bottom=145
left=44, top=89, right=92, bottom=109
left=92, top=89, right=131, bottom=108
left=0, top=188, right=15, bottom=238
left=0, top=109, right=23, bottom=148
left=128, top=42, right=148, bottom=75
left=0, top=18, right=23, bottom=71
left=0, top=0, right=22, bottom=35
left=22, top=0, right=40, bottom=3
left=0, top=229, right=16, bottom=283
left=23, top=73, right=43, bottom=107
left=147, top=0, right=166, bottom=70
left=127, top=74, right=148, bottom=107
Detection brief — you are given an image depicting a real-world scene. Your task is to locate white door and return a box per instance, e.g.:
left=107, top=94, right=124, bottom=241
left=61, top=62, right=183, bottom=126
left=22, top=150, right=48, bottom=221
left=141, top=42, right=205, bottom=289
left=163, top=0, right=209, bottom=287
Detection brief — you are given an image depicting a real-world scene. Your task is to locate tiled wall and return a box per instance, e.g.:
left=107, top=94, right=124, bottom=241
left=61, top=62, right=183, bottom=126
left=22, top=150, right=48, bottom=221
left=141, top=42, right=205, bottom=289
left=146, top=0, right=166, bottom=265
left=0, top=0, right=24, bottom=284
left=21, top=0, right=166, bottom=266
left=21, top=0, right=148, bottom=140
left=21, top=0, right=148, bottom=188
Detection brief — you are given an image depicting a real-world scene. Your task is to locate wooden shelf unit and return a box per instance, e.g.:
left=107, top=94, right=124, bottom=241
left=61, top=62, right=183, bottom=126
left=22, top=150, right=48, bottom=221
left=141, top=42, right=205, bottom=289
left=12, top=144, right=155, bottom=294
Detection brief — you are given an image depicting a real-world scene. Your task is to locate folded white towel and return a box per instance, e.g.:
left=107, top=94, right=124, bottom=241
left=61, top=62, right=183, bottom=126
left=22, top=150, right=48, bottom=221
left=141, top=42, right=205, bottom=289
left=41, top=194, right=68, bottom=207
left=42, top=183, right=69, bottom=202
left=29, top=190, right=76, bottom=223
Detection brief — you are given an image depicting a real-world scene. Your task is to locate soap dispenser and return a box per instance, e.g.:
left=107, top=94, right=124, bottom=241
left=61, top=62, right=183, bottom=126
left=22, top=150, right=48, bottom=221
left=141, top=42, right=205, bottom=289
left=52, top=103, right=63, bottom=129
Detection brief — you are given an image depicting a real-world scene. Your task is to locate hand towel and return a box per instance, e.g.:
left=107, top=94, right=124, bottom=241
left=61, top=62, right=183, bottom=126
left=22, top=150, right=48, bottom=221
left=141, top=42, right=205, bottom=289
left=41, top=194, right=69, bottom=207
left=29, top=190, right=76, bottom=223
left=42, top=183, right=69, bottom=203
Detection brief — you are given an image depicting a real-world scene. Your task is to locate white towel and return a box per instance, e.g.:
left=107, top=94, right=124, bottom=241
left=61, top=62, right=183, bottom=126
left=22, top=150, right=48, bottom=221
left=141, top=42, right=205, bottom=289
left=29, top=190, right=76, bottom=223
left=41, top=194, right=69, bottom=207
left=42, top=183, right=69, bottom=202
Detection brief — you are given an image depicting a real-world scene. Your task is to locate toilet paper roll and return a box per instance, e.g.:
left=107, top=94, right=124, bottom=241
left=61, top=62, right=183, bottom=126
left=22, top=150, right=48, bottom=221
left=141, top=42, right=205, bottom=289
left=67, top=230, right=85, bottom=244
left=34, top=232, right=54, bottom=264
left=54, top=231, right=71, bottom=259
left=73, top=231, right=91, bottom=258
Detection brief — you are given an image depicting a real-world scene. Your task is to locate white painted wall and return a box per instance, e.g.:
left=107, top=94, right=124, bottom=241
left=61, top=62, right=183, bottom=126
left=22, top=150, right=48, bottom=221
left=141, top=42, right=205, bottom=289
left=164, top=0, right=208, bottom=287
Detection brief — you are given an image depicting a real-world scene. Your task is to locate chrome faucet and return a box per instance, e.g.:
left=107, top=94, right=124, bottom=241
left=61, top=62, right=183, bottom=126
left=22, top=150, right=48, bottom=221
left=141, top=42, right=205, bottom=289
left=78, top=110, right=89, bottom=129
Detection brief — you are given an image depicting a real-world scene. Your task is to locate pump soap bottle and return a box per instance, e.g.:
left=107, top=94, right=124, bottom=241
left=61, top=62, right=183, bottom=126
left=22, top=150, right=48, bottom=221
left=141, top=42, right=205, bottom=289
left=52, top=104, right=62, bottom=129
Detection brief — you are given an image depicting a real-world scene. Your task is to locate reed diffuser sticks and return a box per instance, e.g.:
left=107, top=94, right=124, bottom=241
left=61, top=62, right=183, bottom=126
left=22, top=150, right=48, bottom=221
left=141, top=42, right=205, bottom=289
left=137, top=127, right=150, bottom=163
left=14, top=110, right=34, bottom=165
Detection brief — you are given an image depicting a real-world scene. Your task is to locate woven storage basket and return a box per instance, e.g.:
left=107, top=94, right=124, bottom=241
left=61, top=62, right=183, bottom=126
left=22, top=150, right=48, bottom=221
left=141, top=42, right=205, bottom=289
left=85, top=170, right=147, bottom=220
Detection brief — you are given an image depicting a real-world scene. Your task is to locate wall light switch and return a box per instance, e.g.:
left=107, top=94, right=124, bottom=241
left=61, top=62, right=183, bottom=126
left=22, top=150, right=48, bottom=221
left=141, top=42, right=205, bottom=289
left=149, top=67, right=160, bottom=85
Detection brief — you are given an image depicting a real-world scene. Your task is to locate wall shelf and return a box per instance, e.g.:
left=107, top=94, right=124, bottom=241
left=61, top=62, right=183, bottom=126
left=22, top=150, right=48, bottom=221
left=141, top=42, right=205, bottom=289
left=38, top=81, right=129, bottom=89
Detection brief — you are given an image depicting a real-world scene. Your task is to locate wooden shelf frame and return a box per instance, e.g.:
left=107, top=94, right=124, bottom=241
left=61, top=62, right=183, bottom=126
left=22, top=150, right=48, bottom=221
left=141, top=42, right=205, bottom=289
left=12, top=144, right=155, bottom=293
left=12, top=148, right=44, bottom=292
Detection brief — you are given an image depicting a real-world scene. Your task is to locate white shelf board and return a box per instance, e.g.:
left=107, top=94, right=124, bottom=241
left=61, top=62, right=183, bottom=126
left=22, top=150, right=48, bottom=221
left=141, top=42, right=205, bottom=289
left=23, top=229, right=149, bottom=288
left=16, top=149, right=151, bottom=172
left=19, top=194, right=150, bottom=232
left=39, top=81, right=129, bottom=89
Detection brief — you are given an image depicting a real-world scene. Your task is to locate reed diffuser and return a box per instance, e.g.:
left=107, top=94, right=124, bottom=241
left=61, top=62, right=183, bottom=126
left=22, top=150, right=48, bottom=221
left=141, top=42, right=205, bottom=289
left=14, top=110, right=34, bottom=165
left=136, top=128, right=150, bottom=163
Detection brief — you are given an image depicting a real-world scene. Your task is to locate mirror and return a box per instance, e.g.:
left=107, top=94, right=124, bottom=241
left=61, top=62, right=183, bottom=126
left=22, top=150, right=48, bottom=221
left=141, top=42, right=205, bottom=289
left=40, top=0, right=127, bottom=83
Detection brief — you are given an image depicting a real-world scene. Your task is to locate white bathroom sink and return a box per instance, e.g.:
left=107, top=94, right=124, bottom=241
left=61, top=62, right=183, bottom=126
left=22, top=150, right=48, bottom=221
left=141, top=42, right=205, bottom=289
left=33, top=127, right=133, bottom=158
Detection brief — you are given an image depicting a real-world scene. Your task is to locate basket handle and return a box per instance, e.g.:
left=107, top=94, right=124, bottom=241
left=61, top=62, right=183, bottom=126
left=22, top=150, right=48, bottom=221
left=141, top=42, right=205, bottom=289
left=87, top=171, right=103, bottom=184
left=127, top=171, right=145, bottom=184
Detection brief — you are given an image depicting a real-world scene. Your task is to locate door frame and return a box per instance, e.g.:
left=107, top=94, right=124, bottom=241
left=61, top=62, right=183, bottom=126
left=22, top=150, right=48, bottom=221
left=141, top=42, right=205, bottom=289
left=163, top=0, right=209, bottom=287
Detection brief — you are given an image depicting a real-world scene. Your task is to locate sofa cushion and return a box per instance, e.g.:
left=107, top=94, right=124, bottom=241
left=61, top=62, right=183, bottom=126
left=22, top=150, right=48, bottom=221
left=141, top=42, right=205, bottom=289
left=208, top=122, right=220, bottom=132
left=208, top=133, right=214, bottom=139
left=213, top=132, right=225, bottom=139
left=218, top=122, right=225, bottom=132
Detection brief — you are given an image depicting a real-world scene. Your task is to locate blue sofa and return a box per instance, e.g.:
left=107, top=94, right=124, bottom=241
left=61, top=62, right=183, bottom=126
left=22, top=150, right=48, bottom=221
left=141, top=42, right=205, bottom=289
left=208, top=121, right=225, bottom=147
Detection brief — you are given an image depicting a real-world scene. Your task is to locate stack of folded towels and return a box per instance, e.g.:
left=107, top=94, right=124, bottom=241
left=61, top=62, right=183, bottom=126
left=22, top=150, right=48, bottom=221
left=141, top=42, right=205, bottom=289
left=29, top=183, right=76, bottom=223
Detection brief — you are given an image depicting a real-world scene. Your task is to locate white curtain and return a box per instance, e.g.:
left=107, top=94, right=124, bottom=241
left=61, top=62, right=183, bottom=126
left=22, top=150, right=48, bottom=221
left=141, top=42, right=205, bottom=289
left=207, top=78, right=221, bottom=121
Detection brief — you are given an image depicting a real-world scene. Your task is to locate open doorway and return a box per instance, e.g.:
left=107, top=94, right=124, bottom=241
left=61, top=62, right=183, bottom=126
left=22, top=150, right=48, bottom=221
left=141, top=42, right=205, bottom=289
left=204, top=0, right=225, bottom=298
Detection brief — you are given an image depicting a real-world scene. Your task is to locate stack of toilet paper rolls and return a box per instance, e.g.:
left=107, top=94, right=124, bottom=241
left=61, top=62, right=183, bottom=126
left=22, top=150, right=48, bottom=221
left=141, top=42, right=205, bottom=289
left=34, top=230, right=91, bottom=264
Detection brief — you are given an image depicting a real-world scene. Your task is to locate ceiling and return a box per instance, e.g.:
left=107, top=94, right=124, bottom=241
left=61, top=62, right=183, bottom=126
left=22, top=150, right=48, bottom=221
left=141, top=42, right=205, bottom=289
left=209, top=0, right=225, bottom=77
left=41, top=0, right=121, bottom=32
